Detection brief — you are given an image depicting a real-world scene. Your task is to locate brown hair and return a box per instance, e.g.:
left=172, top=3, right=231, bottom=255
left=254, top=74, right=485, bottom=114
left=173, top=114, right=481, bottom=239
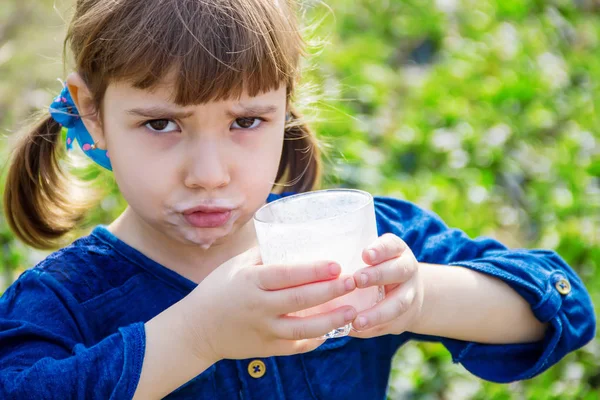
left=3, top=0, right=322, bottom=249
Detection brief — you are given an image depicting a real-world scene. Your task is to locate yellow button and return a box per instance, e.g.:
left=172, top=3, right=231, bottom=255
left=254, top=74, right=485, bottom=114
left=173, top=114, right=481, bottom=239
left=248, top=360, right=266, bottom=378
left=555, top=278, right=571, bottom=295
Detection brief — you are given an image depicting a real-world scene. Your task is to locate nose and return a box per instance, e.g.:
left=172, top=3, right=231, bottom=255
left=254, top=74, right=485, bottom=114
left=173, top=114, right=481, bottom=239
left=183, top=138, right=231, bottom=190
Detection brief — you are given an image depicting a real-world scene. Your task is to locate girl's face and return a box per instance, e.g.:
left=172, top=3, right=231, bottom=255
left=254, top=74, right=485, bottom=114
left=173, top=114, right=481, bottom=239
left=100, top=80, right=286, bottom=248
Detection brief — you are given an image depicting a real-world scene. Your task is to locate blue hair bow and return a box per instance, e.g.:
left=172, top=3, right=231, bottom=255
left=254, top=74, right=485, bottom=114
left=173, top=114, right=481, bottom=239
left=49, top=85, right=113, bottom=171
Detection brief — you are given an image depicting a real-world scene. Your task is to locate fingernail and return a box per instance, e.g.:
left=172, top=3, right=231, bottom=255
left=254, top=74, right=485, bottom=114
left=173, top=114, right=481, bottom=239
left=344, top=309, right=355, bottom=322
left=357, top=316, right=368, bottom=329
left=344, top=278, right=355, bottom=291
left=329, top=263, right=341, bottom=275
left=367, top=249, right=377, bottom=262
left=360, top=273, right=368, bottom=286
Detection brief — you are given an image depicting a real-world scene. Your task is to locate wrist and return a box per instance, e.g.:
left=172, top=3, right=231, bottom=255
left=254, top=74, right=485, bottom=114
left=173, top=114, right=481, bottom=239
left=135, top=299, right=218, bottom=399
left=409, top=262, right=439, bottom=336
left=178, top=294, right=221, bottom=365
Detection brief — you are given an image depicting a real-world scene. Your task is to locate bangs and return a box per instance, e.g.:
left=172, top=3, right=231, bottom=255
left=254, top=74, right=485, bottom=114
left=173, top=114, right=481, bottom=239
left=71, top=0, right=304, bottom=105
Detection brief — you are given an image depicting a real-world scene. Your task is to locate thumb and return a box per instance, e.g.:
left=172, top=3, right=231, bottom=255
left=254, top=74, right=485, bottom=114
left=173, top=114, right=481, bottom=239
left=219, top=246, right=262, bottom=271
left=240, top=246, right=263, bottom=265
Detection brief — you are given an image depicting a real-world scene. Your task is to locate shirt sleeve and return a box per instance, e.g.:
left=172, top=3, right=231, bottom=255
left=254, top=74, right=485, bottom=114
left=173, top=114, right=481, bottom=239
left=374, top=196, right=596, bottom=383
left=0, top=269, right=146, bottom=399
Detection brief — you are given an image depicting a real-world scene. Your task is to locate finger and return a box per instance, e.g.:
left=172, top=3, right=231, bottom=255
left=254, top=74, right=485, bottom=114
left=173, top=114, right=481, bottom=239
left=274, top=338, right=325, bottom=356
left=269, top=275, right=356, bottom=314
left=354, top=250, right=417, bottom=288
left=256, top=261, right=341, bottom=291
left=348, top=323, right=393, bottom=339
left=363, top=233, right=407, bottom=265
left=351, top=281, right=416, bottom=332
left=274, top=306, right=357, bottom=340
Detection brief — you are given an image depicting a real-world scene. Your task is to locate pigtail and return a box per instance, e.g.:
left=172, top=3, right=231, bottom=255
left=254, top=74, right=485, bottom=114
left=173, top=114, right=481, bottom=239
left=3, top=113, right=93, bottom=249
left=275, top=106, right=322, bottom=193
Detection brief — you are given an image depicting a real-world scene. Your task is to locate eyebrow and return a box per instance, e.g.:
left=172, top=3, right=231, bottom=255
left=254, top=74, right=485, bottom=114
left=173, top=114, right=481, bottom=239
left=226, top=104, right=279, bottom=118
left=126, top=104, right=279, bottom=119
left=126, top=107, right=194, bottom=120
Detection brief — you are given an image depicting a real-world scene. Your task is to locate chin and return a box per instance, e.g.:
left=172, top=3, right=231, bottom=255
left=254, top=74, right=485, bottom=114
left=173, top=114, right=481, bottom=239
left=179, top=224, right=235, bottom=248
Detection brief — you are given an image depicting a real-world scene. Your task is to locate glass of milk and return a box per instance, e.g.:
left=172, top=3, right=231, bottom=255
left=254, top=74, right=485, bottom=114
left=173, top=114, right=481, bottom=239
left=253, top=189, right=384, bottom=339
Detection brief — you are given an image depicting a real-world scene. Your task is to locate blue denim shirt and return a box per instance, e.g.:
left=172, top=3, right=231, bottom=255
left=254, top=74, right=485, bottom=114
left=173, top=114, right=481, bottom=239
left=0, top=194, right=595, bottom=399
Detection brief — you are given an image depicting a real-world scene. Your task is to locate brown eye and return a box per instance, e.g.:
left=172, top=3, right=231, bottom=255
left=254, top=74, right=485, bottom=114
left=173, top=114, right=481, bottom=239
left=233, top=117, right=262, bottom=130
left=148, top=120, right=170, bottom=131
left=145, top=119, right=178, bottom=133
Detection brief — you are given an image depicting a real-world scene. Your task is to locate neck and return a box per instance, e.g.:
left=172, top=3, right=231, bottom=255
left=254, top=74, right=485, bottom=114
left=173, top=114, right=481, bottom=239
left=107, top=207, right=258, bottom=284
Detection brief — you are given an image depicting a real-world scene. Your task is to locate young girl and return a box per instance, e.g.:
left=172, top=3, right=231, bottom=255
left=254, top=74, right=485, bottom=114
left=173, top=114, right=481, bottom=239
left=0, top=0, right=595, bottom=399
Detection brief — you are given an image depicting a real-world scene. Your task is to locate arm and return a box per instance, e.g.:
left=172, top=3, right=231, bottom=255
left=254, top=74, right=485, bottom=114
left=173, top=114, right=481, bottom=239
left=0, top=269, right=214, bottom=400
left=374, top=196, right=596, bottom=382
left=0, top=270, right=143, bottom=399
left=1, top=251, right=358, bottom=398
left=133, top=298, right=217, bottom=399
left=414, top=262, right=547, bottom=344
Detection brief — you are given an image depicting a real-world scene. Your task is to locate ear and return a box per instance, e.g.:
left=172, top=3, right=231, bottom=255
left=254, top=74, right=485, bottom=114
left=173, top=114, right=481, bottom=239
left=65, top=72, right=107, bottom=150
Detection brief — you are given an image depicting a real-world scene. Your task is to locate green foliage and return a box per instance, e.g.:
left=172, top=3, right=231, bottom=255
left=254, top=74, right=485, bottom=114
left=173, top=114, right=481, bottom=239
left=1, top=0, right=598, bottom=398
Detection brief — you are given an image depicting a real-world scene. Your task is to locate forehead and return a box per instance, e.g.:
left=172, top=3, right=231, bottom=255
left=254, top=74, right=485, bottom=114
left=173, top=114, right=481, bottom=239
left=104, top=78, right=288, bottom=108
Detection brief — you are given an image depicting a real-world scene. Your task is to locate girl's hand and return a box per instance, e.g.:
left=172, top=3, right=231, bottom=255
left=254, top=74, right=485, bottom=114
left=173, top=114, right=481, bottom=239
left=350, top=233, right=424, bottom=338
left=180, top=247, right=358, bottom=363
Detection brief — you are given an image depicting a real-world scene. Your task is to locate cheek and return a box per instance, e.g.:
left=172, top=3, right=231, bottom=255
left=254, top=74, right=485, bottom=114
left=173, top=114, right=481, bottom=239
left=105, top=121, right=163, bottom=171
left=112, top=161, right=171, bottom=218
left=230, top=133, right=282, bottom=208
left=104, top=125, right=171, bottom=204
left=237, top=130, right=283, bottom=180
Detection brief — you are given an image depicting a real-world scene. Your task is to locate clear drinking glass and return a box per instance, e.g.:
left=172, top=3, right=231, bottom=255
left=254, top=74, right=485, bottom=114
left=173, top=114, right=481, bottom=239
left=253, top=189, right=384, bottom=339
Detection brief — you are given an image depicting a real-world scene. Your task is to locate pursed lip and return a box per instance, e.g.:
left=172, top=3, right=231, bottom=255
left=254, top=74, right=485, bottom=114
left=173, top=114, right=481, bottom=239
left=182, top=204, right=237, bottom=215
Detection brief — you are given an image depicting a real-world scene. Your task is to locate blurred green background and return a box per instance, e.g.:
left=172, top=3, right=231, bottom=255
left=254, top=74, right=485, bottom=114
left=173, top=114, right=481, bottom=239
left=1, top=0, right=599, bottom=398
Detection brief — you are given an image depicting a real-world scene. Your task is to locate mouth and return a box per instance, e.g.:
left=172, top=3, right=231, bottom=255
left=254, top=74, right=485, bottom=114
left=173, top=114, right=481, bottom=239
left=182, top=205, right=237, bottom=228
left=184, top=211, right=233, bottom=228
left=183, top=205, right=235, bottom=214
